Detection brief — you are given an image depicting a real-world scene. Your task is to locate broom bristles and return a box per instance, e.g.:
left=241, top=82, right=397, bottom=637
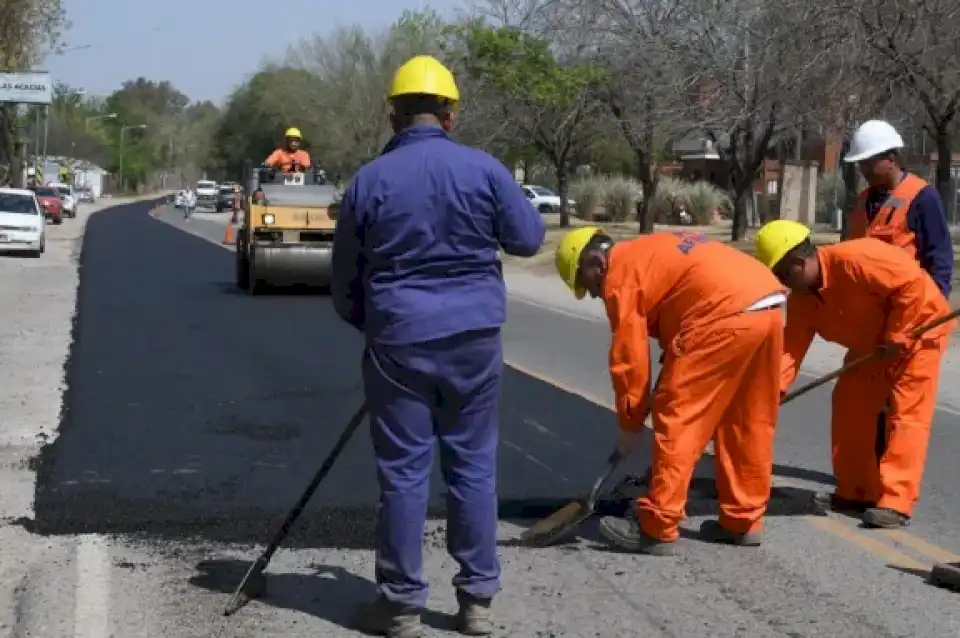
left=520, top=500, right=589, bottom=543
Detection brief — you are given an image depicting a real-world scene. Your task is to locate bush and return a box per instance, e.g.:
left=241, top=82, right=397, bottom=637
left=604, top=176, right=643, bottom=222
left=569, top=178, right=604, bottom=221
left=569, top=176, right=642, bottom=222
left=648, top=176, right=730, bottom=225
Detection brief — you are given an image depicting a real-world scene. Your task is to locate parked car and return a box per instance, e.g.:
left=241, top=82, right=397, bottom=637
left=76, top=187, right=95, bottom=203
left=521, top=184, right=576, bottom=214
left=195, top=180, right=218, bottom=209
left=0, top=188, right=46, bottom=257
left=48, top=182, right=77, bottom=218
left=32, top=185, right=64, bottom=224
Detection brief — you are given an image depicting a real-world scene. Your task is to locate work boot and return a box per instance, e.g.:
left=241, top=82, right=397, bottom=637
left=807, top=491, right=873, bottom=516
left=699, top=520, right=762, bottom=547
left=598, top=513, right=676, bottom=556
left=456, top=592, right=494, bottom=636
left=353, top=596, right=423, bottom=638
left=862, top=507, right=909, bottom=529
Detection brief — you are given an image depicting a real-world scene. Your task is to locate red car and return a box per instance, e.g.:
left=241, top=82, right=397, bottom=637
left=33, top=186, right=63, bottom=224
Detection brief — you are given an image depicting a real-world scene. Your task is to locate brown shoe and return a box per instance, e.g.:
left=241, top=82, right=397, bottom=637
left=699, top=520, right=762, bottom=546
left=597, top=513, right=676, bottom=556
left=353, top=596, right=423, bottom=638
left=862, top=507, right=909, bottom=529
left=807, top=491, right=874, bottom=516
left=456, top=592, right=494, bottom=636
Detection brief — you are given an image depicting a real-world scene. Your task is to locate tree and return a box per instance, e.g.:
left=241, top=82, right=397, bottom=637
left=591, top=0, right=690, bottom=233
left=454, top=22, right=607, bottom=227
left=0, top=0, right=68, bottom=185
left=843, top=0, right=960, bottom=218
left=675, top=0, right=848, bottom=239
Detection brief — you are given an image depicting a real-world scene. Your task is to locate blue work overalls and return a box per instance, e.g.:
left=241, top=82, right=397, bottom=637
left=331, top=124, right=546, bottom=609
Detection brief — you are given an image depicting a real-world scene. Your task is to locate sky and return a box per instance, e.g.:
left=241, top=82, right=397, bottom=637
left=43, top=0, right=463, bottom=105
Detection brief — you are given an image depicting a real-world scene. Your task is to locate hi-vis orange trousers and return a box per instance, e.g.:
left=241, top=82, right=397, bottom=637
left=831, top=336, right=948, bottom=516
left=636, top=309, right=782, bottom=542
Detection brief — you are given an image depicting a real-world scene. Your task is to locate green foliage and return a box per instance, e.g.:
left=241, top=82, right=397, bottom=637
left=454, top=24, right=605, bottom=108
left=569, top=176, right=641, bottom=222
left=648, top=176, right=729, bottom=225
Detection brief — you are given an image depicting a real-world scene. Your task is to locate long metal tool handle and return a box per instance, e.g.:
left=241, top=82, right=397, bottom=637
left=781, top=307, right=960, bottom=404
left=258, top=403, right=368, bottom=564
left=586, top=451, right=624, bottom=507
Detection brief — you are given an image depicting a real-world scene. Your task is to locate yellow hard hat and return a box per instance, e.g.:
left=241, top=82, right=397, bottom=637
left=285, top=127, right=302, bottom=139
left=555, top=226, right=602, bottom=299
left=754, top=220, right=812, bottom=269
left=388, top=55, right=460, bottom=102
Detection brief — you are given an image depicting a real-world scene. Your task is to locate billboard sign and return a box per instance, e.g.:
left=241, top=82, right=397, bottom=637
left=0, top=71, right=53, bottom=105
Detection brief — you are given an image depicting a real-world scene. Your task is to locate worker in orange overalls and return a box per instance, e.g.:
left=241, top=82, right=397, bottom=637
left=842, top=121, right=954, bottom=494
left=755, top=220, right=953, bottom=528
left=554, top=227, right=786, bottom=555
left=264, top=127, right=312, bottom=173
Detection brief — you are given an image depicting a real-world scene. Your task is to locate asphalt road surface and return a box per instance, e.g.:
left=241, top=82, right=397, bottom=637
left=18, top=201, right=960, bottom=636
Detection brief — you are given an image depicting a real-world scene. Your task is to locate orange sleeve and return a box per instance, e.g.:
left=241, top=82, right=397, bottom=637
left=780, top=297, right=815, bottom=392
left=264, top=150, right=282, bottom=167
left=299, top=151, right=312, bottom=166
left=604, top=281, right=651, bottom=432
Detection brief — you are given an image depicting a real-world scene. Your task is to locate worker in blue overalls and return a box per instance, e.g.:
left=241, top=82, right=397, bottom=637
left=331, top=55, right=546, bottom=638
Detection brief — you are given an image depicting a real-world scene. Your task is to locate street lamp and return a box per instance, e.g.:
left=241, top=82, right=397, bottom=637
left=85, top=112, right=117, bottom=133
left=119, top=124, right=147, bottom=192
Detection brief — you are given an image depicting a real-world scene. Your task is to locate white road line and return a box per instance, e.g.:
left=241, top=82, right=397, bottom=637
left=73, top=535, right=111, bottom=638
left=503, top=440, right=570, bottom=482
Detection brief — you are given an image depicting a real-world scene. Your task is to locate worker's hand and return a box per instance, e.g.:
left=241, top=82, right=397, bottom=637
left=877, top=340, right=907, bottom=361
left=615, top=429, right=645, bottom=457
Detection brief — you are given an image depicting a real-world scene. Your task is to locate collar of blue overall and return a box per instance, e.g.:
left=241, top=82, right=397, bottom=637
left=381, top=124, right=449, bottom=155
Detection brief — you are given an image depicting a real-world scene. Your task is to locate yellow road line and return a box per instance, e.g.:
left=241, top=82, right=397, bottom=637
left=883, top=530, right=960, bottom=564
left=806, top=517, right=929, bottom=572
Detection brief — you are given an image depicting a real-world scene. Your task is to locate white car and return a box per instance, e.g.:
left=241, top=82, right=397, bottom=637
left=522, top=184, right=576, bottom=214
left=195, top=180, right=218, bottom=209
left=0, top=188, right=46, bottom=257
left=49, top=182, right=77, bottom=218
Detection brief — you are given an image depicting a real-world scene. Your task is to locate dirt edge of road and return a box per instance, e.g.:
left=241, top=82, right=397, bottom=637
left=0, top=194, right=170, bottom=638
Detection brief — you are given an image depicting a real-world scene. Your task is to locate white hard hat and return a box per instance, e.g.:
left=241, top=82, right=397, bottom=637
left=844, top=120, right=905, bottom=163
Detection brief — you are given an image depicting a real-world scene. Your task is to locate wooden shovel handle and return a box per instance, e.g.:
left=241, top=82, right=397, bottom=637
left=781, top=307, right=960, bottom=404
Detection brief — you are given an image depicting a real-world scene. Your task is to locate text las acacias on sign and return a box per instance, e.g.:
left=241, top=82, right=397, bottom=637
left=0, top=72, right=53, bottom=105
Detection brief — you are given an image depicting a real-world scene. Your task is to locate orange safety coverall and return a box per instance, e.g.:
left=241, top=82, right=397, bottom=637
left=780, top=239, right=953, bottom=516
left=264, top=148, right=312, bottom=173
left=603, top=232, right=786, bottom=542
left=847, top=173, right=926, bottom=258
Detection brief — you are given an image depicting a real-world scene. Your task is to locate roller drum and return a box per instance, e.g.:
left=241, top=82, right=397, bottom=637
left=249, top=243, right=333, bottom=286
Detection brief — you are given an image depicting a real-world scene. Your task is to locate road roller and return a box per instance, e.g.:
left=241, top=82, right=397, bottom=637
left=235, top=164, right=341, bottom=294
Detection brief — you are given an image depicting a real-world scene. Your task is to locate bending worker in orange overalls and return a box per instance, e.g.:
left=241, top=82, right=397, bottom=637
left=264, top=127, right=312, bottom=173
left=755, top=220, right=953, bottom=528
left=555, top=227, right=786, bottom=554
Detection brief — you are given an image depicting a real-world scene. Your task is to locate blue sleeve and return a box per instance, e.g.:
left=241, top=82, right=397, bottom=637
left=907, top=187, right=953, bottom=297
left=331, top=179, right=366, bottom=331
left=488, top=160, right=546, bottom=257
